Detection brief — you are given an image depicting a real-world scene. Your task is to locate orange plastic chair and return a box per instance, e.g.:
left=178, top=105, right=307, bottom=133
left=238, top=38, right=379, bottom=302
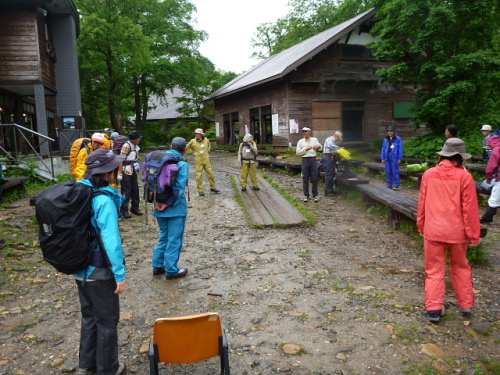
left=149, top=312, right=230, bottom=374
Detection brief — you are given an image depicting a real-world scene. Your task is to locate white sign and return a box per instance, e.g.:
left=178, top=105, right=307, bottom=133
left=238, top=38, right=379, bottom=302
left=272, top=114, right=279, bottom=135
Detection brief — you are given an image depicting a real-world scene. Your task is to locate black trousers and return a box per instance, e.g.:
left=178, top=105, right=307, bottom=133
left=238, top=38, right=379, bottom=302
left=76, top=278, right=120, bottom=375
left=323, top=154, right=337, bottom=194
left=301, top=157, right=319, bottom=197
left=120, top=171, right=140, bottom=214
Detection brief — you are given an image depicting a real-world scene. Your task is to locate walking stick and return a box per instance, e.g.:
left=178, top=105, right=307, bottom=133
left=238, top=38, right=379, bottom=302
left=144, top=179, right=149, bottom=225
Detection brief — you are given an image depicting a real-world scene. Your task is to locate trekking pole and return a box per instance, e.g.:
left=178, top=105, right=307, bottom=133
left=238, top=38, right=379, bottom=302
left=187, top=181, right=190, bottom=203
left=144, top=180, right=149, bottom=225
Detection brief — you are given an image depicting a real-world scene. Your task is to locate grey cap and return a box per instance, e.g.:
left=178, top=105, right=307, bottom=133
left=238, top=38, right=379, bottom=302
left=171, top=137, right=187, bottom=150
left=84, top=148, right=125, bottom=178
left=387, top=126, right=396, bottom=132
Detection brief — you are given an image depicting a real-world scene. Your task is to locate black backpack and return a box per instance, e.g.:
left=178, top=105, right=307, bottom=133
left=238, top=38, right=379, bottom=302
left=35, top=181, right=108, bottom=274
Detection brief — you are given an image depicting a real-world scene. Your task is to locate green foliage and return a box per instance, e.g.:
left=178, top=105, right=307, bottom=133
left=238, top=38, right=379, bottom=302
left=251, top=0, right=376, bottom=58
left=369, top=0, right=500, bottom=133
left=371, top=138, right=384, bottom=152
left=76, top=0, right=211, bottom=133
left=141, top=122, right=169, bottom=146
left=404, top=129, right=484, bottom=159
left=467, top=244, right=489, bottom=266
left=366, top=203, right=388, bottom=218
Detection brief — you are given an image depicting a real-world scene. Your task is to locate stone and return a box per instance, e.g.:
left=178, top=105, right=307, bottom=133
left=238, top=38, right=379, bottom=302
left=420, top=343, right=443, bottom=357
left=282, top=343, right=302, bottom=355
left=433, top=358, right=452, bottom=372
left=50, top=357, right=64, bottom=368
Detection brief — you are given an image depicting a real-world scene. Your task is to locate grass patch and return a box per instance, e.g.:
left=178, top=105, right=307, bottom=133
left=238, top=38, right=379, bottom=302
left=366, top=203, right=388, bottom=218
left=467, top=244, right=489, bottom=265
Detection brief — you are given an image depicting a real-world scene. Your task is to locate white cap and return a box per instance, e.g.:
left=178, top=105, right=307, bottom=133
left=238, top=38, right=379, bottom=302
left=91, top=132, right=105, bottom=144
left=334, top=131, right=343, bottom=139
left=302, top=127, right=311, bottom=132
left=481, top=125, right=492, bottom=131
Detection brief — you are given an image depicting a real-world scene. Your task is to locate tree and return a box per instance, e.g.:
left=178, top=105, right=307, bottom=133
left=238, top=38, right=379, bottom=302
left=76, top=0, right=207, bottom=133
left=369, top=0, right=500, bottom=133
left=251, top=0, right=376, bottom=58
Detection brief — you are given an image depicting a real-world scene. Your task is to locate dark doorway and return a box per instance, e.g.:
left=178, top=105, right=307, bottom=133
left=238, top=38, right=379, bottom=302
left=223, top=112, right=239, bottom=145
left=342, top=102, right=364, bottom=142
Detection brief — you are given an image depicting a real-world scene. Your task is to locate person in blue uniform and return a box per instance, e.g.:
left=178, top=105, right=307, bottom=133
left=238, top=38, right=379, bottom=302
left=381, top=126, right=404, bottom=191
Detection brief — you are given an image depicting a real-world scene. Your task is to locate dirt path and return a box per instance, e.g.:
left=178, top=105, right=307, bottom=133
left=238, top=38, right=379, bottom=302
left=0, top=152, right=499, bottom=374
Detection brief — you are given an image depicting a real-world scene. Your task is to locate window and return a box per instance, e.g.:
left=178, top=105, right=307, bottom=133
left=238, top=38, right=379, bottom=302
left=340, top=45, right=375, bottom=60
left=393, top=102, right=414, bottom=119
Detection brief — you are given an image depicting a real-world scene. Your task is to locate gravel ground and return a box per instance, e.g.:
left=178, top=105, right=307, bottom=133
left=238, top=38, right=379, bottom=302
left=0, top=151, right=499, bottom=375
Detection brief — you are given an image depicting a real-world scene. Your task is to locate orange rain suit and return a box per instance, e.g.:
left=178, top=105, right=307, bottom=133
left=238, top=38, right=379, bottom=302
left=417, top=159, right=480, bottom=312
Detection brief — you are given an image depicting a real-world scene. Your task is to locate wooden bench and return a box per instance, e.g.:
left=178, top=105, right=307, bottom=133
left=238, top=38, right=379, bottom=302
left=362, top=162, right=427, bottom=187
left=356, top=183, right=418, bottom=227
left=464, top=163, right=486, bottom=173
left=362, top=162, right=408, bottom=177
left=256, top=158, right=302, bottom=175
left=1, top=176, right=29, bottom=202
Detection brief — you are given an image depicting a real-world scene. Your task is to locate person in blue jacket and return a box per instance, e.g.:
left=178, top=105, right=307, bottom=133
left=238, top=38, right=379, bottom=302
left=75, top=148, right=127, bottom=375
left=151, top=137, right=190, bottom=280
left=381, top=126, right=404, bottom=191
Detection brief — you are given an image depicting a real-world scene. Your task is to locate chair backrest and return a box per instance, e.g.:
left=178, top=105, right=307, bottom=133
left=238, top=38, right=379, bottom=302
left=153, top=312, right=223, bottom=364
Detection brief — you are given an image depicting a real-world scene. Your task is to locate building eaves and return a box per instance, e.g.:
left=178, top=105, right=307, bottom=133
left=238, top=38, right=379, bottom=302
left=206, top=8, right=377, bottom=101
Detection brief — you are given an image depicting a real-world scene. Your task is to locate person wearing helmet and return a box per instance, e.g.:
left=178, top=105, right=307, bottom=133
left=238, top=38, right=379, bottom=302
left=186, top=128, right=219, bottom=196
left=73, top=133, right=105, bottom=181
left=381, top=126, right=404, bottom=191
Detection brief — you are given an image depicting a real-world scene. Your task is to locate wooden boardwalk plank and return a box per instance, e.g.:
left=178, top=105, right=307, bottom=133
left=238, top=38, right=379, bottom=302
left=215, top=164, right=307, bottom=226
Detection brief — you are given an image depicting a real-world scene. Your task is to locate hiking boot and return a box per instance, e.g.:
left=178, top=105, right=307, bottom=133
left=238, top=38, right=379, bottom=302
left=199, top=192, right=205, bottom=196
left=252, top=186, right=260, bottom=190
left=303, top=196, right=309, bottom=202
left=392, top=187, right=399, bottom=191
left=427, top=308, right=445, bottom=323
left=153, top=267, right=165, bottom=276
left=166, top=268, right=188, bottom=280
left=77, top=369, right=96, bottom=375
left=131, top=210, right=143, bottom=216
left=210, top=188, right=220, bottom=193
left=460, top=308, right=473, bottom=316
left=241, top=187, right=247, bottom=192
left=313, top=197, right=319, bottom=202
left=122, top=212, right=132, bottom=219
left=115, top=362, right=127, bottom=375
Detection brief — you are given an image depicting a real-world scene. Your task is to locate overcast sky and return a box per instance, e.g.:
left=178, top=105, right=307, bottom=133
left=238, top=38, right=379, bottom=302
left=190, top=0, right=290, bottom=74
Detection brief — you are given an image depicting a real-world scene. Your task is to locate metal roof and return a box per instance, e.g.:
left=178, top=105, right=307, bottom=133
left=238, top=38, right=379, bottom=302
left=144, top=87, right=196, bottom=121
left=207, top=8, right=377, bottom=100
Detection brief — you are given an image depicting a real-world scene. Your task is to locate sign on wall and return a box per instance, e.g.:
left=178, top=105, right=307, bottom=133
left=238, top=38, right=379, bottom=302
left=272, top=114, right=279, bottom=135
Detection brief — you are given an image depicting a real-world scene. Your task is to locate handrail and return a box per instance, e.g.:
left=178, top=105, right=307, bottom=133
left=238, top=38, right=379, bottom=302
left=0, top=123, right=56, bottom=180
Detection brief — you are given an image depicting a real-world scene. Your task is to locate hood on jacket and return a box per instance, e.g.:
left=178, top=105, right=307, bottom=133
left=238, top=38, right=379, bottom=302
left=243, top=134, right=253, bottom=142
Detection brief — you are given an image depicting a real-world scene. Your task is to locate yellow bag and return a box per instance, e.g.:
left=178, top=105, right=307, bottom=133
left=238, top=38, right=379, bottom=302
left=337, top=147, right=351, bottom=160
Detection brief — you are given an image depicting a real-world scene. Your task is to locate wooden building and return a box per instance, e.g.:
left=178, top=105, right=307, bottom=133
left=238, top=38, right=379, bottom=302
left=0, top=0, right=82, bottom=155
left=144, top=87, right=198, bottom=129
left=207, top=9, right=417, bottom=146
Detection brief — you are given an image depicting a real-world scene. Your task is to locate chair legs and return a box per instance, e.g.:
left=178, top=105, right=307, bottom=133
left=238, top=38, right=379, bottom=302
left=219, top=333, right=230, bottom=374
left=149, top=340, right=159, bottom=375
